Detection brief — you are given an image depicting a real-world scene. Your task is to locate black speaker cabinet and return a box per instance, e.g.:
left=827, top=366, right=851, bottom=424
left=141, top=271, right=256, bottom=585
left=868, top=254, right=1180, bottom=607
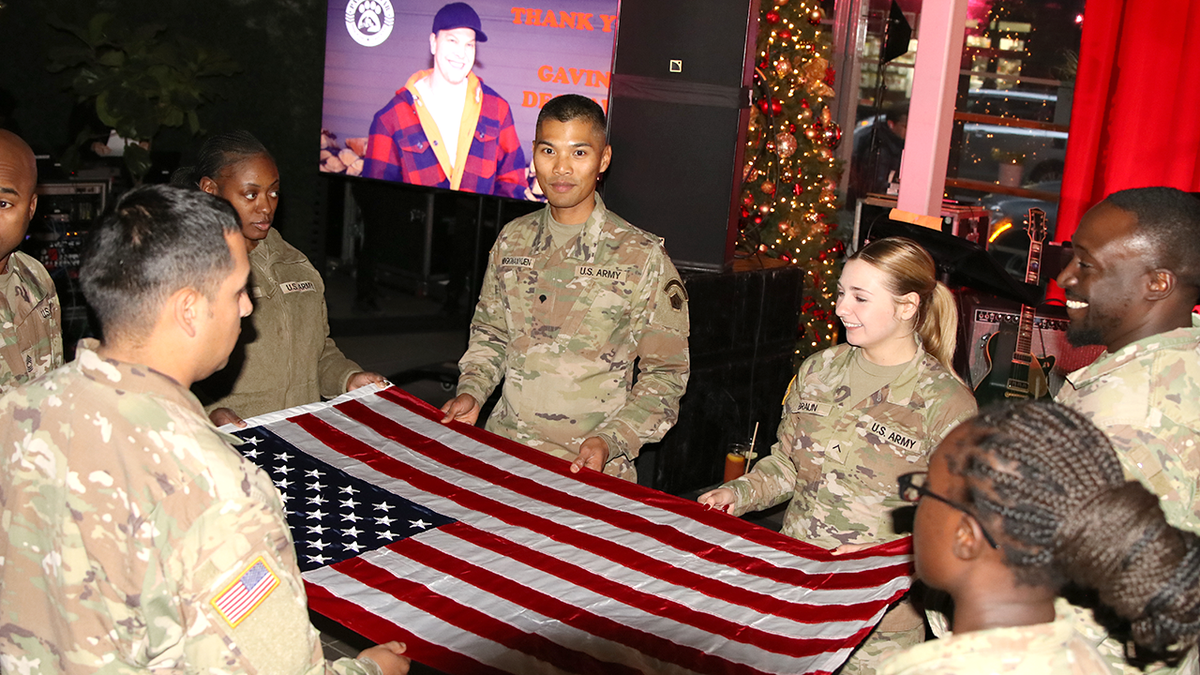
left=638, top=264, right=802, bottom=495
left=602, top=0, right=760, bottom=272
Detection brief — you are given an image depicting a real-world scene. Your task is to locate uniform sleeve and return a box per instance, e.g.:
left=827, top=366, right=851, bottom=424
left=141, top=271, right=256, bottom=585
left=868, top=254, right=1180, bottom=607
left=455, top=242, right=510, bottom=406
left=317, top=291, right=363, bottom=398
left=162, top=491, right=382, bottom=674
left=590, top=247, right=690, bottom=461
left=490, top=103, right=529, bottom=200
left=362, top=102, right=403, bottom=183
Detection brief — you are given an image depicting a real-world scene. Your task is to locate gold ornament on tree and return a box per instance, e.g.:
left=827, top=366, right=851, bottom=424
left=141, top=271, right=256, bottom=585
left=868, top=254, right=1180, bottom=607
left=761, top=179, right=776, bottom=195
left=774, top=58, right=792, bottom=78
left=775, top=131, right=797, bottom=158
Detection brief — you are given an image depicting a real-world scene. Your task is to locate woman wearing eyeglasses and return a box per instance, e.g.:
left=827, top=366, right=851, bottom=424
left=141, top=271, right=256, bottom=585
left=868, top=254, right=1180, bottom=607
left=699, top=237, right=977, bottom=673
left=881, top=401, right=1200, bottom=674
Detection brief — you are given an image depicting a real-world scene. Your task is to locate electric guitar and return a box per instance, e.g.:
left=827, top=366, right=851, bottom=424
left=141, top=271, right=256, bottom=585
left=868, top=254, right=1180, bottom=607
left=974, top=208, right=1055, bottom=404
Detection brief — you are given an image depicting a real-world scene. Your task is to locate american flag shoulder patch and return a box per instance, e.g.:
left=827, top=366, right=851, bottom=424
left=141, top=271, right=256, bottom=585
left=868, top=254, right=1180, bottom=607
left=211, top=557, right=280, bottom=627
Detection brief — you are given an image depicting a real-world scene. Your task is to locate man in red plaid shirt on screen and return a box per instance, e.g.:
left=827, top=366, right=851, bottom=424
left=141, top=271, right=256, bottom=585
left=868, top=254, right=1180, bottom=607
left=362, top=2, right=529, bottom=200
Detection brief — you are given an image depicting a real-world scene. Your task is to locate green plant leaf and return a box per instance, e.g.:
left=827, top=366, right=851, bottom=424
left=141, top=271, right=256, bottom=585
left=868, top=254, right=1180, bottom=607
left=123, top=143, right=153, bottom=183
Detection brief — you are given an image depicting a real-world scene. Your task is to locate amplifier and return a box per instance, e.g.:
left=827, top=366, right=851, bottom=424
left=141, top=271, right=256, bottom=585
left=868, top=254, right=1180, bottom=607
left=957, top=293, right=1104, bottom=395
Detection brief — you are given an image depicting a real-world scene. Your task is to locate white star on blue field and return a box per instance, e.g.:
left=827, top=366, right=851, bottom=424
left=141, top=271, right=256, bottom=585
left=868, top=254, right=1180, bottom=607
left=234, top=427, right=455, bottom=571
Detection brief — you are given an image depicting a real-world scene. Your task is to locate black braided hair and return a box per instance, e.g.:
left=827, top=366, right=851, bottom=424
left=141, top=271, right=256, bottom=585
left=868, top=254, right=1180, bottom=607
left=949, top=401, right=1200, bottom=656
left=171, top=130, right=273, bottom=190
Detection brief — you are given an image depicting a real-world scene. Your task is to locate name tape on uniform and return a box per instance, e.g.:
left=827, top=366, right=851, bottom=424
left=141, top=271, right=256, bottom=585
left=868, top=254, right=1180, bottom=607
left=501, top=256, right=533, bottom=268
left=576, top=265, right=627, bottom=283
left=280, top=281, right=317, bottom=294
left=793, top=399, right=833, bottom=417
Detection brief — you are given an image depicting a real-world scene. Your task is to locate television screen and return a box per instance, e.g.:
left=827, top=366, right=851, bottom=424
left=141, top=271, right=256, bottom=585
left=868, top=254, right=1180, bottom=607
left=321, top=0, right=620, bottom=201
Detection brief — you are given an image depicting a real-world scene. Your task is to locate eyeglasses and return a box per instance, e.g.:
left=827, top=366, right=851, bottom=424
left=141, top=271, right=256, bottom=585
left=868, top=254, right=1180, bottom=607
left=898, top=471, right=1000, bottom=549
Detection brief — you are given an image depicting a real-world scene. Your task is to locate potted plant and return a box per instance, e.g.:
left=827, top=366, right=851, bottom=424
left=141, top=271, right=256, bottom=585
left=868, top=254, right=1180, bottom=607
left=46, top=12, right=239, bottom=182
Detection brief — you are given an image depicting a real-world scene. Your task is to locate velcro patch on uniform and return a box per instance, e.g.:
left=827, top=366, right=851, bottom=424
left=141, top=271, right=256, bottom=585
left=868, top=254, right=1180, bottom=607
left=664, top=279, right=687, bottom=311
left=211, top=557, right=279, bottom=628
left=870, top=422, right=922, bottom=453
left=576, top=265, right=627, bottom=283
left=279, top=281, right=317, bottom=294
left=792, top=399, right=833, bottom=416
left=502, top=256, right=533, bottom=267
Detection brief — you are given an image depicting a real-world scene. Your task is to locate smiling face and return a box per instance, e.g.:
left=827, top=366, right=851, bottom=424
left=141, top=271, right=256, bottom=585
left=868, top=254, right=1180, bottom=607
left=533, top=117, right=611, bottom=225
left=835, top=258, right=917, bottom=360
left=429, top=27, right=477, bottom=86
left=1056, top=202, right=1156, bottom=351
left=201, top=153, right=280, bottom=251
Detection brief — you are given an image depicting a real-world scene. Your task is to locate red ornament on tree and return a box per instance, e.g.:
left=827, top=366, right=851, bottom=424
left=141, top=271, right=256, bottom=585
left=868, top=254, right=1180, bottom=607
left=793, top=183, right=803, bottom=196
left=778, top=29, right=792, bottom=40
left=771, top=99, right=783, bottom=115
left=765, top=10, right=780, bottom=23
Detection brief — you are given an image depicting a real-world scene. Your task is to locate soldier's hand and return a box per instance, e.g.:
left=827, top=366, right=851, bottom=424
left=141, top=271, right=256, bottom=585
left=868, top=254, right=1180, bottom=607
left=358, top=641, right=410, bottom=675
left=347, top=371, right=388, bottom=391
left=698, top=487, right=736, bottom=512
left=571, top=437, right=609, bottom=474
left=209, top=407, right=246, bottom=428
left=830, top=543, right=871, bottom=556
left=440, top=394, right=481, bottom=425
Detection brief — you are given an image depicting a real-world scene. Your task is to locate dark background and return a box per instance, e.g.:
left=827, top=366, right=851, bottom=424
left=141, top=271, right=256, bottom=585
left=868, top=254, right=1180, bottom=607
left=0, top=0, right=330, bottom=261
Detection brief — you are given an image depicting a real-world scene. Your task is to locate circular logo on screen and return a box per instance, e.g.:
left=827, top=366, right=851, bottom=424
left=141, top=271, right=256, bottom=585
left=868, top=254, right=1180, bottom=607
left=345, top=0, right=394, bottom=47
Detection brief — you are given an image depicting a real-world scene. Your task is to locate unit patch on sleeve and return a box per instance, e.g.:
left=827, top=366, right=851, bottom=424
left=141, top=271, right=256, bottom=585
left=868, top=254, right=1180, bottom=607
left=211, top=557, right=280, bottom=627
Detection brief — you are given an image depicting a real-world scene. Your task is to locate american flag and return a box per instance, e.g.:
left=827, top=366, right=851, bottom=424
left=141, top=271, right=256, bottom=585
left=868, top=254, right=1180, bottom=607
left=232, top=386, right=915, bottom=675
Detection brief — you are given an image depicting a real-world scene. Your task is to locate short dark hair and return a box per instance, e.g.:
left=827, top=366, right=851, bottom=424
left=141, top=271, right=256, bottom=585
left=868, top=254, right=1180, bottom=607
left=536, top=94, right=606, bottom=138
left=1103, top=187, right=1200, bottom=292
left=81, top=185, right=242, bottom=339
left=171, top=130, right=273, bottom=189
left=952, top=401, right=1200, bottom=660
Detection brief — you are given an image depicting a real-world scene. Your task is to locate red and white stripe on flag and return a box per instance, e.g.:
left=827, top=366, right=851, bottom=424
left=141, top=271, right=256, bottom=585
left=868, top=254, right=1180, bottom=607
left=236, top=386, right=915, bottom=675
left=211, top=557, right=280, bottom=627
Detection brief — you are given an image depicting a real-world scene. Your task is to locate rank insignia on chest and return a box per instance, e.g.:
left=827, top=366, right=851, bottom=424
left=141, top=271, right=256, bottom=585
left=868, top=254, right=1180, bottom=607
left=664, top=279, right=687, bottom=310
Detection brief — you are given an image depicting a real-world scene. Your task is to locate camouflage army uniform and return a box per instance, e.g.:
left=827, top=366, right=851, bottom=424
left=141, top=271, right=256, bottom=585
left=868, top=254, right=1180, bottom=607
left=0, top=340, right=381, bottom=675
left=196, top=228, right=363, bottom=418
left=0, top=250, right=63, bottom=394
left=879, top=619, right=1113, bottom=674
left=456, top=194, right=690, bottom=480
left=1054, top=317, right=1200, bottom=675
left=723, top=342, right=976, bottom=674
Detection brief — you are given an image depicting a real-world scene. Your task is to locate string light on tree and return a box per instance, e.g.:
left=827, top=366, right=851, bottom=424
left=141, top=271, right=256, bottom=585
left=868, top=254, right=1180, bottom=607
left=739, top=0, right=844, bottom=361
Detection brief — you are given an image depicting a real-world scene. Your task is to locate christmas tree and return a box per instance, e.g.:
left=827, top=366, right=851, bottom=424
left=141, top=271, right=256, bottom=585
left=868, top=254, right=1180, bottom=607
left=738, top=0, right=844, bottom=360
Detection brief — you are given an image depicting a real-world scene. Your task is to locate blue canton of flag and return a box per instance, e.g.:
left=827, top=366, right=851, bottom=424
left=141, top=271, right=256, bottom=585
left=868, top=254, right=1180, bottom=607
left=233, top=426, right=455, bottom=572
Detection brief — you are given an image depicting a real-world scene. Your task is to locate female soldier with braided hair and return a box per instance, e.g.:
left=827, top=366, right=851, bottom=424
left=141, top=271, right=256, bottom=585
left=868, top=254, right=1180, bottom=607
left=174, top=131, right=386, bottom=425
left=881, top=400, right=1200, bottom=674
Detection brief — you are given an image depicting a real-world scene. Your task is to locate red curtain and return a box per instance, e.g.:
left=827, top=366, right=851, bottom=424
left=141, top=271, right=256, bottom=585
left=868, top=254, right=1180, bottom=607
left=1056, top=0, right=1200, bottom=243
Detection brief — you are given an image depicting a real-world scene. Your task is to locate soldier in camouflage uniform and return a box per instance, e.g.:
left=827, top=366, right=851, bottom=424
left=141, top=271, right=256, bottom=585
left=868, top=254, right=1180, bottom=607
left=884, top=402, right=1200, bottom=675
left=441, top=95, right=689, bottom=481
left=0, top=186, right=408, bottom=675
left=177, top=131, right=385, bottom=425
left=701, top=238, right=976, bottom=674
left=1054, top=187, right=1200, bottom=675
left=0, top=129, right=62, bottom=394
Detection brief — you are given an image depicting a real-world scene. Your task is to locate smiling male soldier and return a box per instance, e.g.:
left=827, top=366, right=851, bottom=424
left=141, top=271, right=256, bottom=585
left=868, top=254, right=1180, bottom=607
left=440, top=94, right=690, bottom=481
left=1054, top=186, right=1200, bottom=675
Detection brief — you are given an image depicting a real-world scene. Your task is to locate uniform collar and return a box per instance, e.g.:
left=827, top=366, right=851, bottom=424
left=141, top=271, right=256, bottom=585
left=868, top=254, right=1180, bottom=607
left=1066, top=313, right=1200, bottom=387
left=533, top=193, right=609, bottom=262
left=834, top=337, right=929, bottom=407
left=74, top=338, right=208, bottom=417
